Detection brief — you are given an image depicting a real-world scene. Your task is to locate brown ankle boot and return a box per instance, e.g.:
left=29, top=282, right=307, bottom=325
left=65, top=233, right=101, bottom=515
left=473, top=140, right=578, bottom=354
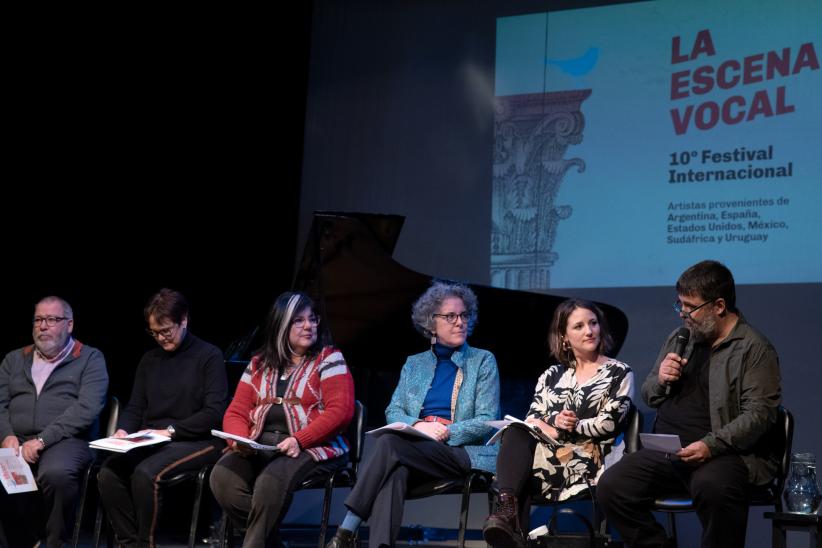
left=325, top=527, right=357, bottom=548
left=483, top=491, right=526, bottom=548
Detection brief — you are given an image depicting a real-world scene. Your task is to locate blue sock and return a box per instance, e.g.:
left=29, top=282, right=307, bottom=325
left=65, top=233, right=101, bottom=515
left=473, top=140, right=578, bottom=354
left=341, top=511, right=363, bottom=532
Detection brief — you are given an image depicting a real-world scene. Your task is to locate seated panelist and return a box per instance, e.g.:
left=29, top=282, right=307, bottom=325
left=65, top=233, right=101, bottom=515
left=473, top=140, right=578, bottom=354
left=97, top=288, right=227, bottom=547
left=210, top=291, right=355, bottom=548
left=483, top=299, right=634, bottom=548
left=326, top=281, right=500, bottom=548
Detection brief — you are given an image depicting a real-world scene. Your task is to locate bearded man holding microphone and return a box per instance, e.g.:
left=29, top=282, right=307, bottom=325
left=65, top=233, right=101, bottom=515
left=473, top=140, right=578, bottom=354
left=597, top=260, right=782, bottom=548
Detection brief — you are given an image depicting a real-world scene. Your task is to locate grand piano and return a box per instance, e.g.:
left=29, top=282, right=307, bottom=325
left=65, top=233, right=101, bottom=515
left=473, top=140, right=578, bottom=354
left=281, top=211, right=629, bottom=423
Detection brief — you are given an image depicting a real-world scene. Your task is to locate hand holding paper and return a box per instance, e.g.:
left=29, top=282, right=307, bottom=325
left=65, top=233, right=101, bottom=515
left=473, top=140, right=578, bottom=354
left=0, top=448, right=37, bottom=494
left=678, top=440, right=711, bottom=463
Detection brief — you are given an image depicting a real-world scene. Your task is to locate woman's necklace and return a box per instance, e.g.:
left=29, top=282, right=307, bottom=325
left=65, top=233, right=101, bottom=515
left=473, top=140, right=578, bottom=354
left=281, top=354, right=306, bottom=380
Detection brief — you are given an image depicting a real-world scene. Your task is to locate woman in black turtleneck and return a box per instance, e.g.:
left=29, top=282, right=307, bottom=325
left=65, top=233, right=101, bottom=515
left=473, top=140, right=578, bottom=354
left=325, top=281, right=501, bottom=548
left=97, top=288, right=227, bottom=548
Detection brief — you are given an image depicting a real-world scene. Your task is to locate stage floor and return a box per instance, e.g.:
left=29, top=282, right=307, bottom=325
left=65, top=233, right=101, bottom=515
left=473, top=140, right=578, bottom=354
left=74, top=525, right=487, bottom=547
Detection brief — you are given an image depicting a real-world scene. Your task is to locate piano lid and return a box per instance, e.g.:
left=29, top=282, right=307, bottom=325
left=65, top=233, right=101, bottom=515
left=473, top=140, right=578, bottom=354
left=293, top=212, right=629, bottom=422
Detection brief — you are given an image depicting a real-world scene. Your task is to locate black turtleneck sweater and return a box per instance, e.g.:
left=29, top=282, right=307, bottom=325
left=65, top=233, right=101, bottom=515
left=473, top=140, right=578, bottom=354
left=118, top=332, right=228, bottom=440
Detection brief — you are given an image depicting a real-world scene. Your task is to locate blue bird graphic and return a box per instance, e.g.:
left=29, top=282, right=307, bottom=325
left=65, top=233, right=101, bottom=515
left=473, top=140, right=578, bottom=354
left=545, top=46, right=599, bottom=76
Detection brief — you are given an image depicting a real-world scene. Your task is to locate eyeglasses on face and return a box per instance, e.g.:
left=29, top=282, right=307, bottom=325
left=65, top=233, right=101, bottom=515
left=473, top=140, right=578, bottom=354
left=291, top=316, right=320, bottom=328
left=32, top=316, right=69, bottom=328
left=146, top=324, right=178, bottom=340
left=673, top=298, right=716, bottom=319
left=432, top=312, right=470, bottom=325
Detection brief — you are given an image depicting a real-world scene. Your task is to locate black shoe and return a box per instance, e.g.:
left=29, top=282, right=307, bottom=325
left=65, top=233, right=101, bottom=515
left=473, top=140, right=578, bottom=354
left=483, top=491, right=526, bottom=548
left=326, top=527, right=357, bottom=548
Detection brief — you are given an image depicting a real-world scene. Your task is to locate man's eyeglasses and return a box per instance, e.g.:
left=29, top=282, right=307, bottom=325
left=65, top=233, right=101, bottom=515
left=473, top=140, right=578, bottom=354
left=432, top=312, right=470, bottom=325
left=32, top=316, right=69, bottom=328
left=673, top=298, right=716, bottom=319
left=292, top=316, right=320, bottom=328
left=146, top=324, right=178, bottom=340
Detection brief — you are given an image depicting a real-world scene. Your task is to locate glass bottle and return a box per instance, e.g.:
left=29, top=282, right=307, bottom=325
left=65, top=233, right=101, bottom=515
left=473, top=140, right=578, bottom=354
left=784, top=452, right=821, bottom=513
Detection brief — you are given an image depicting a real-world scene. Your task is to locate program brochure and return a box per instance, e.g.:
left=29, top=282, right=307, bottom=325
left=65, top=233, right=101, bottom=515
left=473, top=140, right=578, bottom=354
left=485, top=415, right=561, bottom=446
left=89, top=431, right=170, bottom=453
left=211, top=430, right=281, bottom=452
left=0, top=448, right=37, bottom=494
left=366, top=422, right=438, bottom=441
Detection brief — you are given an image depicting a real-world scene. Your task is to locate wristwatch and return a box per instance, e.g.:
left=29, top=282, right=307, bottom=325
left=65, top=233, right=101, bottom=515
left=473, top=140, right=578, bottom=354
left=167, top=425, right=176, bottom=437
left=36, top=436, right=46, bottom=448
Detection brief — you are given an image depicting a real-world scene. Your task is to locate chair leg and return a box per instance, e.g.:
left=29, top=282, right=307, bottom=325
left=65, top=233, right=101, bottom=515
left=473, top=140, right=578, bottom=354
left=189, top=467, right=210, bottom=548
left=317, top=481, right=334, bottom=548
left=457, top=475, right=474, bottom=548
left=667, top=513, right=678, bottom=548
left=220, top=515, right=233, bottom=548
left=72, top=464, right=93, bottom=548
left=92, top=498, right=105, bottom=548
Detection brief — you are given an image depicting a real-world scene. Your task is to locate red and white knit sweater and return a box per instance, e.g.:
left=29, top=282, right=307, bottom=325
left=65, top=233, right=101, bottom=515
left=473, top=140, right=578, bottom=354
left=222, top=346, right=355, bottom=461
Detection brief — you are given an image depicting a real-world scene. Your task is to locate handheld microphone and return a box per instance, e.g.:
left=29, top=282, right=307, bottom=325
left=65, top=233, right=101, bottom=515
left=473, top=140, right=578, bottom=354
left=665, top=327, right=691, bottom=396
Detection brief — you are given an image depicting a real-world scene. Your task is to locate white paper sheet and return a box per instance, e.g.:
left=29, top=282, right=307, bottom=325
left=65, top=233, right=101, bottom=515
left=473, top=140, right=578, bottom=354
left=0, top=448, right=37, bottom=494
left=366, top=422, right=438, bottom=441
left=639, top=433, right=682, bottom=453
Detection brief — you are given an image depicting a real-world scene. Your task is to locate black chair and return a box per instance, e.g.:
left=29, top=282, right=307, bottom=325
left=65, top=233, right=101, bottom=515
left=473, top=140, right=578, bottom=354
left=71, top=396, right=119, bottom=548
left=406, top=467, right=496, bottom=548
left=221, top=400, right=367, bottom=548
left=154, top=462, right=216, bottom=548
left=652, top=405, right=794, bottom=547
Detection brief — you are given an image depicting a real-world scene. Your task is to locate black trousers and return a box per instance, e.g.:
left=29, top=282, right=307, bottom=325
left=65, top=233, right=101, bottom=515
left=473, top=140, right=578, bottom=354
left=97, top=438, right=223, bottom=547
left=344, top=433, right=472, bottom=548
left=596, top=448, right=750, bottom=548
left=209, top=438, right=343, bottom=548
left=0, top=437, right=92, bottom=548
left=494, top=426, right=541, bottom=529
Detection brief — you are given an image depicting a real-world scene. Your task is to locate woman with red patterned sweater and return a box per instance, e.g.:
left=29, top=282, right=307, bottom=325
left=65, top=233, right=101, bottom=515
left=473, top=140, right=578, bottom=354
left=210, top=291, right=355, bottom=547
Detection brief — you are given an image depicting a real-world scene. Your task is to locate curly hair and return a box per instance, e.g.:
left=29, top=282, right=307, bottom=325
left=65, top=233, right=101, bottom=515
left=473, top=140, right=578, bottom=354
left=411, top=281, right=478, bottom=339
left=547, top=299, right=613, bottom=368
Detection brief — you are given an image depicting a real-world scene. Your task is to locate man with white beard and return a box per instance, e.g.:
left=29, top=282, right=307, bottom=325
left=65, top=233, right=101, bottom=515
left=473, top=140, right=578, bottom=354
left=0, top=296, right=108, bottom=547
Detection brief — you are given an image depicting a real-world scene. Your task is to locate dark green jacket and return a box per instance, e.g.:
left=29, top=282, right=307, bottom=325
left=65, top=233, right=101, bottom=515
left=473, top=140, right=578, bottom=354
left=642, top=314, right=781, bottom=485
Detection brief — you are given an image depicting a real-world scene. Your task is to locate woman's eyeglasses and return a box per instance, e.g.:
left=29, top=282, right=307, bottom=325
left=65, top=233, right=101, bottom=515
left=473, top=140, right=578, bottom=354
left=432, top=312, right=470, bottom=325
left=292, top=316, right=320, bottom=328
left=146, top=324, right=178, bottom=340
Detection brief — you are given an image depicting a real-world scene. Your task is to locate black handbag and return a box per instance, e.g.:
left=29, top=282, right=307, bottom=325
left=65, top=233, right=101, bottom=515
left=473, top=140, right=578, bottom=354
left=529, top=508, right=623, bottom=548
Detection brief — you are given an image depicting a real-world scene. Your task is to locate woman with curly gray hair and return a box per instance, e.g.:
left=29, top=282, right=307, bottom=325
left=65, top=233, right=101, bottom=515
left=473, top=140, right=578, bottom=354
left=326, top=281, right=500, bottom=548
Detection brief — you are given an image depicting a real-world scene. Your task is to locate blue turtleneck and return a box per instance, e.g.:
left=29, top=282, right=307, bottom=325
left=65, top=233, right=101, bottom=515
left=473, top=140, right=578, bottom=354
left=420, top=343, right=459, bottom=419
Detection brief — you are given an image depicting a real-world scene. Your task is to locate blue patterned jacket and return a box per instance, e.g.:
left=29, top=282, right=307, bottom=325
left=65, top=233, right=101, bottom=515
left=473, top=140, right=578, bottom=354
left=385, top=343, right=500, bottom=473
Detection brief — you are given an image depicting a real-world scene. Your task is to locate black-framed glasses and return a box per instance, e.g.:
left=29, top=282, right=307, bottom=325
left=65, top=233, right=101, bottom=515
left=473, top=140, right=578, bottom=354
left=146, top=324, right=178, bottom=340
left=432, top=312, right=470, bottom=325
left=673, top=298, right=716, bottom=319
left=32, top=316, right=69, bottom=328
left=291, top=316, right=320, bottom=328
